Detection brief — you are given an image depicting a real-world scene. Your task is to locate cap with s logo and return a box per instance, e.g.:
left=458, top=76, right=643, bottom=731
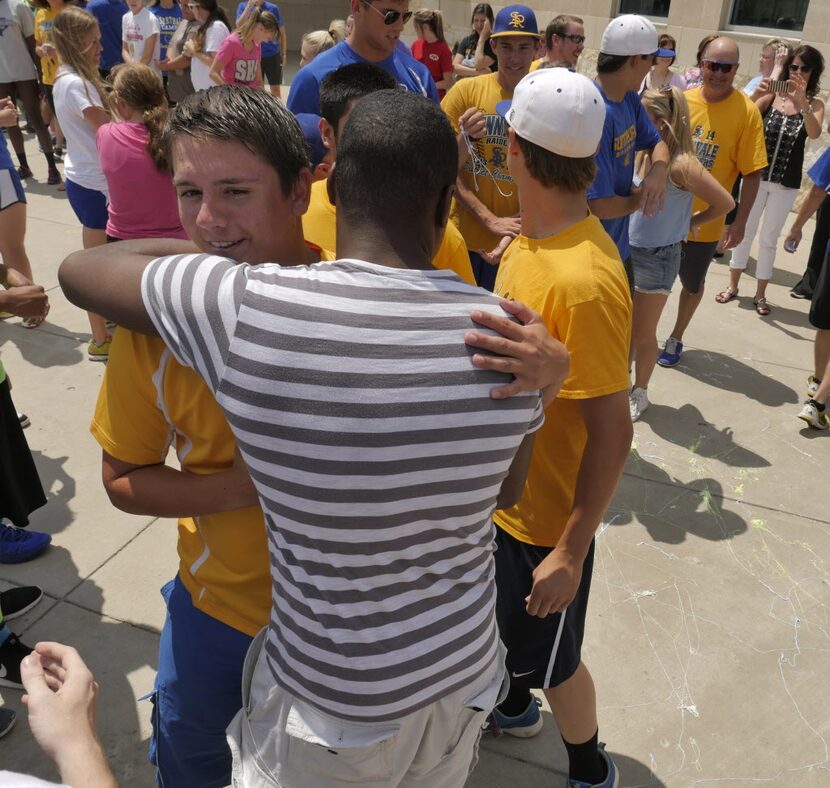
left=489, top=5, right=542, bottom=39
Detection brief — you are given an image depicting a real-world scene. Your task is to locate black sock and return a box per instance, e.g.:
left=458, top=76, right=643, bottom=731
left=810, top=399, right=826, bottom=412
left=497, top=685, right=532, bottom=717
left=45, top=151, right=56, bottom=170
left=563, top=729, right=606, bottom=785
left=17, top=152, right=29, bottom=169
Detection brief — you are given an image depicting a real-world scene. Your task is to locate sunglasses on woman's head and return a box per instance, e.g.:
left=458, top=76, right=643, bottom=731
left=702, top=60, right=736, bottom=73
left=360, top=0, right=413, bottom=26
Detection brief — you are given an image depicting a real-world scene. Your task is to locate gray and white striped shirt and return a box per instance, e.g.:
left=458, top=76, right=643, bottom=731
left=142, top=255, right=544, bottom=721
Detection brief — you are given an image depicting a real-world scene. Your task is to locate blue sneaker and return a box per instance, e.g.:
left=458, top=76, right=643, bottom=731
left=0, top=523, right=51, bottom=564
left=568, top=743, right=619, bottom=787
left=489, top=696, right=543, bottom=738
left=657, top=337, right=683, bottom=367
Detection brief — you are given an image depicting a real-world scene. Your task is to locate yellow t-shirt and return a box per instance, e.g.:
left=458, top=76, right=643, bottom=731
left=90, top=245, right=332, bottom=636
left=441, top=72, right=519, bottom=253
left=529, top=58, right=541, bottom=72
left=686, top=86, right=768, bottom=243
left=34, top=7, right=61, bottom=86
left=493, top=215, right=631, bottom=547
left=303, top=177, right=477, bottom=285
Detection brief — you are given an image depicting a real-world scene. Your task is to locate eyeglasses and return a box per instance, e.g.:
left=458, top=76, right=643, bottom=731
left=186, top=3, right=201, bottom=8
left=360, top=0, right=412, bottom=26
left=702, top=60, right=736, bottom=73
left=559, top=34, right=585, bottom=44
left=789, top=64, right=812, bottom=73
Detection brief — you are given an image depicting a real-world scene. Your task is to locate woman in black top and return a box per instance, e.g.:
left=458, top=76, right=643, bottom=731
left=720, top=45, right=825, bottom=316
left=451, top=3, right=495, bottom=78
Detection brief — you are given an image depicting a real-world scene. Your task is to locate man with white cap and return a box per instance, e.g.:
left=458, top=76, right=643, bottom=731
left=441, top=4, right=542, bottom=291
left=490, top=68, right=631, bottom=788
left=588, top=14, right=671, bottom=289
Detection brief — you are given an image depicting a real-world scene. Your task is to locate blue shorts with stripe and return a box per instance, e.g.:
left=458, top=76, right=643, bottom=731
left=0, top=167, right=26, bottom=211
left=494, top=527, right=594, bottom=690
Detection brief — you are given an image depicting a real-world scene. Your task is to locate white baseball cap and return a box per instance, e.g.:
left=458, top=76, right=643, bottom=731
left=495, top=68, right=606, bottom=158
left=600, top=14, right=658, bottom=57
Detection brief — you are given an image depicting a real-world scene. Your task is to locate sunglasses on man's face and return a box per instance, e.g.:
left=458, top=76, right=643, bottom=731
left=560, top=34, right=585, bottom=44
left=360, top=0, right=412, bottom=26
left=789, top=64, right=812, bottom=73
left=702, top=60, right=736, bottom=73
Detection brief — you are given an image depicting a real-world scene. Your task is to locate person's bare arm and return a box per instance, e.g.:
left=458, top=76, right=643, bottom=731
left=722, top=169, right=762, bottom=249
left=122, top=43, right=133, bottom=64
left=680, top=159, right=735, bottom=236
left=101, top=449, right=258, bottom=517
left=639, top=139, right=670, bottom=218
left=587, top=193, right=641, bottom=220
left=139, top=32, right=159, bottom=65
left=159, top=52, right=190, bottom=70
left=525, top=390, right=631, bottom=617
left=455, top=107, right=485, bottom=169
left=0, top=266, right=49, bottom=322
left=59, top=238, right=198, bottom=334
left=83, top=105, right=110, bottom=131
left=784, top=183, right=828, bottom=250
left=452, top=52, right=488, bottom=78
left=209, top=54, right=226, bottom=85
left=497, top=431, right=536, bottom=510
left=454, top=177, right=521, bottom=238
left=21, top=642, right=118, bottom=788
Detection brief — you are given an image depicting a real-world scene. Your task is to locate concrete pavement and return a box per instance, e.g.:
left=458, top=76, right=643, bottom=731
left=1, top=129, right=829, bottom=787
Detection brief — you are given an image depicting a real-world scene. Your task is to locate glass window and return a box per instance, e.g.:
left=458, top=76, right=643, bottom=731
left=618, top=0, right=671, bottom=17
left=728, top=0, right=810, bottom=31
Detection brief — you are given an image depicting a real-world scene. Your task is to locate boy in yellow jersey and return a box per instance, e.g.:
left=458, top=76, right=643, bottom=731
left=491, top=69, right=633, bottom=788
left=303, top=62, right=476, bottom=285
left=441, top=4, right=541, bottom=291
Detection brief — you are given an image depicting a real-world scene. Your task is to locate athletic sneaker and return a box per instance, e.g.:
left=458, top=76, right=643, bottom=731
left=17, top=412, right=30, bottom=429
left=0, top=707, right=16, bottom=739
left=0, top=633, right=33, bottom=689
left=568, top=743, right=620, bottom=788
left=807, top=375, right=821, bottom=399
left=87, top=338, right=111, bottom=362
left=629, top=387, right=649, bottom=422
left=657, top=337, right=683, bottom=368
left=0, top=523, right=52, bottom=564
left=490, top=696, right=543, bottom=738
left=798, top=400, right=829, bottom=430
left=0, top=585, right=44, bottom=620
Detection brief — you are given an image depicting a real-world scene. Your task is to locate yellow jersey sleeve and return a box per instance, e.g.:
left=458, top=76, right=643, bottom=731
left=303, top=179, right=338, bottom=254
left=434, top=221, right=476, bottom=285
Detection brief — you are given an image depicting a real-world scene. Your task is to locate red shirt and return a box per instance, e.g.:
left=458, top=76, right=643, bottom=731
left=411, top=38, right=452, bottom=98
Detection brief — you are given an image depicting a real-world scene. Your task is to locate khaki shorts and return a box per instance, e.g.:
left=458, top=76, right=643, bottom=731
left=226, top=629, right=508, bottom=787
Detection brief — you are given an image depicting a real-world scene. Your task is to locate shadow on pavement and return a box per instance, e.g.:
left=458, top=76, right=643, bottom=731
left=612, top=451, right=748, bottom=545
left=638, top=403, right=770, bottom=468
left=671, top=349, right=799, bottom=406
left=29, top=450, right=76, bottom=535
left=1, top=324, right=84, bottom=368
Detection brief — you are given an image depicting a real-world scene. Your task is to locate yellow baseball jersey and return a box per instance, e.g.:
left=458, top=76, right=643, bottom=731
left=34, top=7, right=61, bottom=86
left=303, top=177, right=477, bottom=285
left=494, top=215, right=631, bottom=547
left=90, top=245, right=332, bottom=636
left=441, top=72, right=520, bottom=253
left=685, top=86, right=768, bottom=243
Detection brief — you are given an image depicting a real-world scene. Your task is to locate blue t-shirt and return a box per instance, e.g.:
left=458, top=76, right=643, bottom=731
left=588, top=85, right=661, bottom=262
left=236, top=1, right=281, bottom=59
left=807, top=147, right=830, bottom=251
left=150, top=2, right=183, bottom=59
left=0, top=131, right=13, bottom=170
left=87, top=0, right=129, bottom=69
left=286, top=41, right=439, bottom=115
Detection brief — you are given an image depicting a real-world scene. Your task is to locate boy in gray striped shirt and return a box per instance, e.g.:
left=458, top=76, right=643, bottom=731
left=60, top=87, right=568, bottom=786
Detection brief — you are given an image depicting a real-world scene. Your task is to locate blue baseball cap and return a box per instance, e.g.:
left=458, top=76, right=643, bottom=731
left=294, top=113, right=328, bottom=170
left=489, top=5, right=542, bottom=40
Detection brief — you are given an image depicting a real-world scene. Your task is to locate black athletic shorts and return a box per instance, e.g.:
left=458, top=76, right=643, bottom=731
left=494, top=527, right=595, bottom=690
left=809, top=248, right=830, bottom=330
left=679, top=240, right=719, bottom=294
left=261, top=54, right=283, bottom=87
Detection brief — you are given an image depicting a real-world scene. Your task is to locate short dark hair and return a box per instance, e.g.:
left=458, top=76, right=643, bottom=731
left=319, top=63, right=397, bottom=136
left=515, top=133, right=596, bottom=192
left=596, top=53, right=631, bottom=73
left=162, top=86, right=309, bottom=196
left=545, top=14, right=583, bottom=50
left=336, top=90, right=457, bottom=230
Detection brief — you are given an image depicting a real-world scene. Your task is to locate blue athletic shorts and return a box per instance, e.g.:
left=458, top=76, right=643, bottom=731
left=0, top=167, right=25, bottom=211
left=149, top=575, right=254, bottom=788
left=64, top=178, right=108, bottom=230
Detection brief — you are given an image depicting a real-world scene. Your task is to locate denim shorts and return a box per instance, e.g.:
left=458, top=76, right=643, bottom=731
left=630, top=242, right=682, bottom=295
